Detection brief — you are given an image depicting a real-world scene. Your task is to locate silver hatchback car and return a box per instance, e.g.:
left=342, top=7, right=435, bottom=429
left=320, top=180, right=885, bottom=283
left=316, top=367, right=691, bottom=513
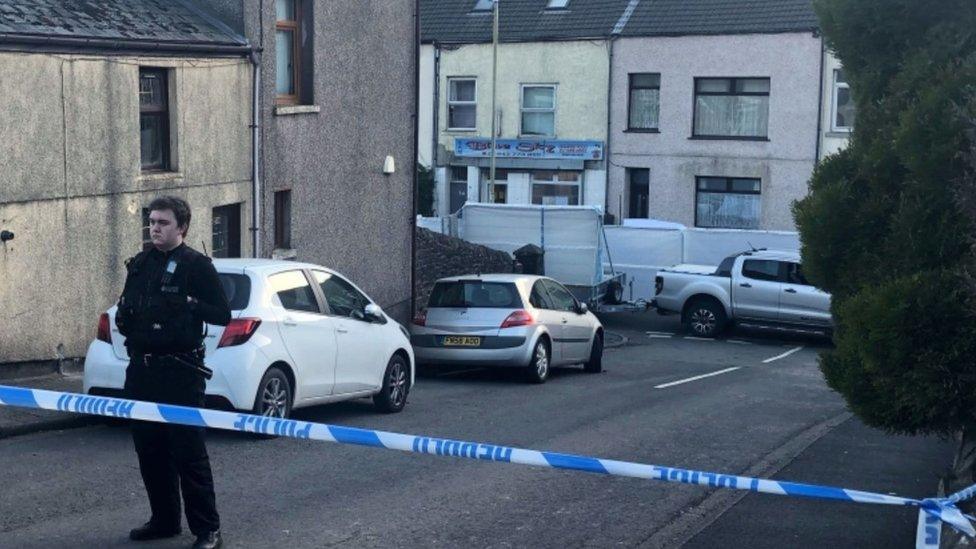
left=410, top=274, right=605, bottom=383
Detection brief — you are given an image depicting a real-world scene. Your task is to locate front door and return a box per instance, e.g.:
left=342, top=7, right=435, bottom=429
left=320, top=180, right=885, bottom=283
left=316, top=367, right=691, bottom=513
left=268, top=270, right=337, bottom=398
left=450, top=182, right=468, bottom=214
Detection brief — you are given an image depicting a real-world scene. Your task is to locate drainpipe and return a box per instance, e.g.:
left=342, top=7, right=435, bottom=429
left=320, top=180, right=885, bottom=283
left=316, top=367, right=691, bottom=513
left=432, top=42, right=441, bottom=205
left=249, top=50, right=262, bottom=258
left=603, top=34, right=617, bottom=222
left=411, top=0, right=421, bottom=315
left=814, top=34, right=825, bottom=166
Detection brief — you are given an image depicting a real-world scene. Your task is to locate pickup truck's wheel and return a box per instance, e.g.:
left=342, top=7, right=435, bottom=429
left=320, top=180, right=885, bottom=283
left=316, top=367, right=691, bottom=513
left=684, top=298, right=726, bottom=337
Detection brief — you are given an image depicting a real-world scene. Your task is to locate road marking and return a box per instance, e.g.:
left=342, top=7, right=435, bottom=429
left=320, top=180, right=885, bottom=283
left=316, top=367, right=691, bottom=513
left=685, top=337, right=715, bottom=342
left=654, top=367, right=741, bottom=389
left=646, top=331, right=672, bottom=336
left=647, top=334, right=674, bottom=339
left=725, top=339, right=752, bottom=345
left=762, top=346, right=804, bottom=364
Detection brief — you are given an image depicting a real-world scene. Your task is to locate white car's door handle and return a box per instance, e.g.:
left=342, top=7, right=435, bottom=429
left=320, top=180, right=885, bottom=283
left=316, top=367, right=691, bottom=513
left=337, top=327, right=349, bottom=334
left=561, top=318, right=568, bottom=324
left=283, top=317, right=297, bottom=327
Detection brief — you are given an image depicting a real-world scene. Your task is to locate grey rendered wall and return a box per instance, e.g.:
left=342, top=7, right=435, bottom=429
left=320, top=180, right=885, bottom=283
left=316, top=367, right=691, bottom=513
left=608, top=33, right=821, bottom=230
left=0, top=52, right=253, bottom=365
left=244, top=1, right=416, bottom=322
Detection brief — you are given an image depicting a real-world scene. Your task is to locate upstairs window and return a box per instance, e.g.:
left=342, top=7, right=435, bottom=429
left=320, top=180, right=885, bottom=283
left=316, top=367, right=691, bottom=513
left=831, top=69, right=856, bottom=131
left=521, top=85, right=556, bottom=137
left=693, top=77, right=769, bottom=139
left=276, top=0, right=304, bottom=105
left=628, top=73, right=660, bottom=131
left=448, top=78, right=477, bottom=130
left=139, top=68, right=170, bottom=171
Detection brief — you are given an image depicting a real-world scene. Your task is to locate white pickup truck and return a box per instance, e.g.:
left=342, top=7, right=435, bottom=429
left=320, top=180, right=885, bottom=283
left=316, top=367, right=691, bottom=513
left=651, top=249, right=833, bottom=337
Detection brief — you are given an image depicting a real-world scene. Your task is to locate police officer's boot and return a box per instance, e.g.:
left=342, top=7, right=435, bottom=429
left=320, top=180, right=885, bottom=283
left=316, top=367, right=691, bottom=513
left=129, top=520, right=181, bottom=541
left=191, top=530, right=222, bottom=549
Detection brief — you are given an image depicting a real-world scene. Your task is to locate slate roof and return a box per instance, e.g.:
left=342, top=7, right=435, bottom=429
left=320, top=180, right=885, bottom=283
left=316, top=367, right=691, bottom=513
left=420, top=0, right=635, bottom=44
left=421, top=0, right=818, bottom=44
left=0, top=0, right=247, bottom=51
left=621, top=0, right=818, bottom=37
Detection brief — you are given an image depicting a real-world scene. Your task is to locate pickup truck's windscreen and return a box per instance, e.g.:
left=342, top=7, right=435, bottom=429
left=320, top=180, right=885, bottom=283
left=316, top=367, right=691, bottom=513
left=428, top=281, right=523, bottom=309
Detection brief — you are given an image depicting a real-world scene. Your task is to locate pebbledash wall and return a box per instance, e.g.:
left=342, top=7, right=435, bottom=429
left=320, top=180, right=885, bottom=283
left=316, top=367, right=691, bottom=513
left=0, top=53, right=253, bottom=368
left=608, top=32, right=822, bottom=231
left=414, top=228, right=513, bottom=312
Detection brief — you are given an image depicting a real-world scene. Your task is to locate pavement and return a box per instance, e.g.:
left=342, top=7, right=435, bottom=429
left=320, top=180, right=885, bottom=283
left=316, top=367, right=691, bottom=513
left=0, top=374, right=99, bottom=440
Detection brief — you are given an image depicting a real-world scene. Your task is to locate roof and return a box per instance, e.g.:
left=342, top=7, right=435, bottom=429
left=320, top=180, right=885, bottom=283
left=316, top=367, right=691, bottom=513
left=421, top=0, right=635, bottom=44
left=421, top=0, right=818, bottom=44
left=0, top=0, right=249, bottom=53
left=620, top=0, right=818, bottom=37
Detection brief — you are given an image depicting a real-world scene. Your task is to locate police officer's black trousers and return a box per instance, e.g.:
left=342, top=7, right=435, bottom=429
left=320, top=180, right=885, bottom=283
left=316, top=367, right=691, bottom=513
left=124, top=356, right=220, bottom=535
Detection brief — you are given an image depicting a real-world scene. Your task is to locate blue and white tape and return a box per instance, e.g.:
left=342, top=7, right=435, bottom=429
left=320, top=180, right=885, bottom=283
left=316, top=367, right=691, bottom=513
left=0, top=384, right=971, bottom=548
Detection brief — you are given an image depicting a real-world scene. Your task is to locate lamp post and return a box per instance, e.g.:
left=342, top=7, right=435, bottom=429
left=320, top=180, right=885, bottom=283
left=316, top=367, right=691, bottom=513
left=488, top=0, right=499, bottom=202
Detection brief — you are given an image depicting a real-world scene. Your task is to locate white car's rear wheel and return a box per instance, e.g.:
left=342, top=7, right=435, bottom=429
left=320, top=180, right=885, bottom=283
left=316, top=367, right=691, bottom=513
left=254, top=367, right=292, bottom=420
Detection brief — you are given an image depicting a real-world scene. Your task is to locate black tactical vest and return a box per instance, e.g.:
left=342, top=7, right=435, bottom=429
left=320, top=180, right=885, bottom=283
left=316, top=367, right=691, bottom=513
left=116, top=246, right=205, bottom=352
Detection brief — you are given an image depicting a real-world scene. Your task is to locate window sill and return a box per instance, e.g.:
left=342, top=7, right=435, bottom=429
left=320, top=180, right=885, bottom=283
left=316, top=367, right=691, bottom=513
left=272, top=248, right=297, bottom=260
left=275, top=105, right=321, bottom=116
left=624, top=128, right=660, bottom=134
left=825, top=130, right=852, bottom=138
left=445, top=128, right=478, bottom=133
left=689, top=135, right=769, bottom=142
left=138, top=171, right=184, bottom=182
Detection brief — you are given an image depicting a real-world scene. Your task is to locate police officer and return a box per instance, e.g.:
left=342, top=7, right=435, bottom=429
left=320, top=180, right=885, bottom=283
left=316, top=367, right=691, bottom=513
left=116, top=196, right=230, bottom=549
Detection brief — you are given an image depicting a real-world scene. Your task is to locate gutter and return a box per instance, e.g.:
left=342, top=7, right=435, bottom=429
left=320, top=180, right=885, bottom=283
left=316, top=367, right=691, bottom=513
left=814, top=33, right=825, bottom=165
left=0, top=33, right=252, bottom=56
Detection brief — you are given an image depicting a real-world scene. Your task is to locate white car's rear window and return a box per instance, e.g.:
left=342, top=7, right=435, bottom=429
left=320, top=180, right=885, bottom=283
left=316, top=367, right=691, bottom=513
left=219, top=274, right=251, bottom=311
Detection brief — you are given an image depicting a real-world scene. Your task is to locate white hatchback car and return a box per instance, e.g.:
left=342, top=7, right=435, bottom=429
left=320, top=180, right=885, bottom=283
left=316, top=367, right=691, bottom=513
left=84, top=259, right=414, bottom=417
left=410, top=274, right=604, bottom=383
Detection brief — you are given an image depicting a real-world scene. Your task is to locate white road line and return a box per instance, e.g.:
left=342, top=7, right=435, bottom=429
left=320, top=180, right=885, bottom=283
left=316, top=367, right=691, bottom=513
left=685, top=337, right=714, bottom=342
left=647, top=334, right=674, bottom=339
left=726, top=339, right=752, bottom=345
left=654, top=367, right=741, bottom=389
left=762, top=346, right=804, bottom=364
left=645, top=331, right=672, bottom=336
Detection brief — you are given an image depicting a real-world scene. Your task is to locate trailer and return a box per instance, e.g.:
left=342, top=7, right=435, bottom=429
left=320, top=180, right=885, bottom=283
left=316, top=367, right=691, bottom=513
left=458, top=203, right=648, bottom=313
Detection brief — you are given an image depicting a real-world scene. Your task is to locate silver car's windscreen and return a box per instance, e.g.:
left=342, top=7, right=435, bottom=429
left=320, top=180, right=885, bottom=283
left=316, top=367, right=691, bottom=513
left=428, top=281, right=523, bottom=309
left=218, top=274, right=251, bottom=311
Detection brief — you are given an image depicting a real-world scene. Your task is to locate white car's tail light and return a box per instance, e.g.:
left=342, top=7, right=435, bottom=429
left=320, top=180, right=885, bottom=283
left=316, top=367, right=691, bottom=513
left=500, top=310, right=534, bottom=329
left=412, top=309, right=427, bottom=327
left=97, top=313, right=111, bottom=344
left=217, top=318, right=262, bottom=348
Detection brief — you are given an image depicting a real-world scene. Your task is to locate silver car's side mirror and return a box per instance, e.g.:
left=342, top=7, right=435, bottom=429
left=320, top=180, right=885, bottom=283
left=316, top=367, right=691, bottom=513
left=364, top=303, right=384, bottom=322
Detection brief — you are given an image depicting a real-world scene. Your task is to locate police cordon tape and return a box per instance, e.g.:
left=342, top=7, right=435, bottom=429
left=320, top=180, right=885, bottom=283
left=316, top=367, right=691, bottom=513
left=0, top=384, right=971, bottom=549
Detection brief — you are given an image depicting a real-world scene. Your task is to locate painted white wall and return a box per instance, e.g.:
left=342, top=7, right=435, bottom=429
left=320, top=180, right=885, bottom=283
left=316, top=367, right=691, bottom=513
left=418, top=44, right=436, bottom=168
left=609, top=33, right=822, bottom=231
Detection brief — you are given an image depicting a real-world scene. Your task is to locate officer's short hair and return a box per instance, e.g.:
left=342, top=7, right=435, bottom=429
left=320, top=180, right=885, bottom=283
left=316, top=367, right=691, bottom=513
left=148, top=196, right=192, bottom=236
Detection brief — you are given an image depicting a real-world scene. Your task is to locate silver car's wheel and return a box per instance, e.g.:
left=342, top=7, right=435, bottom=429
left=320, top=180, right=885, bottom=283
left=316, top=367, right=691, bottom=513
left=526, top=339, right=550, bottom=384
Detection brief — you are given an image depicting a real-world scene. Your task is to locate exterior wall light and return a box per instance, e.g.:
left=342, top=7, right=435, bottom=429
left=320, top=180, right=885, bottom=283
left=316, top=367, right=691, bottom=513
left=383, top=155, right=396, bottom=175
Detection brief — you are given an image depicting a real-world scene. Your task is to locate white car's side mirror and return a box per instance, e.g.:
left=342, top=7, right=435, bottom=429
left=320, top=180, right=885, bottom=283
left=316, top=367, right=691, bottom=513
left=364, top=303, right=384, bottom=322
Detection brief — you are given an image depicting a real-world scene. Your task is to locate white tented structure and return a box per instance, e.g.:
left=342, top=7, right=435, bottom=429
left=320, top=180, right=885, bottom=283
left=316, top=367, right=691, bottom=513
left=459, top=203, right=607, bottom=288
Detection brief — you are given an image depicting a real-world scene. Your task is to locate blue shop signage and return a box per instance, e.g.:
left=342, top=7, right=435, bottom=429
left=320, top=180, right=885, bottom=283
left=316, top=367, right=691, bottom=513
left=454, top=138, right=604, bottom=161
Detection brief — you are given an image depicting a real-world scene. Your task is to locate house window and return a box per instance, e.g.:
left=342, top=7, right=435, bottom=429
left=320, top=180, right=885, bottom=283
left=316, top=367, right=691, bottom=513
left=448, top=78, right=477, bottom=130
left=832, top=69, right=856, bottom=131
left=139, top=68, right=170, bottom=171
left=275, top=0, right=301, bottom=105
left=483, top=168, right=510, bottom=204
left=693, top=78, right=769, bottom=139
left=628, top=74, right=660, bottom=131
left=274, top=190, right=292, bottom=249
left=628, top=168, right=649, bottom=218
left=531, top=170, right=579, bottom=206
left=472, top=0, right=494, bottom=11
left=521, top=85, right=556, bottom=137
left=695, top=177, right=761, bottom=229
left=546, top=0, right=570, bottom=9
left=212, top=203, right=242, bottom=258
